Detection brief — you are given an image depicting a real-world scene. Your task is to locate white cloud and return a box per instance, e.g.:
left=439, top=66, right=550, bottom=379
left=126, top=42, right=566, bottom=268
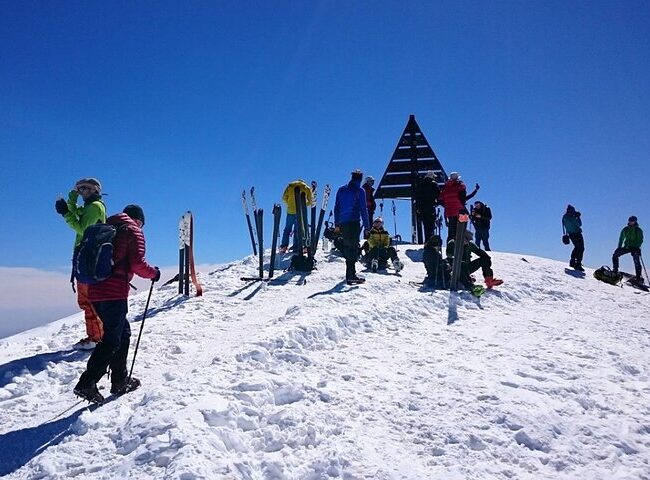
left=0, top=264, right=223, bottom=340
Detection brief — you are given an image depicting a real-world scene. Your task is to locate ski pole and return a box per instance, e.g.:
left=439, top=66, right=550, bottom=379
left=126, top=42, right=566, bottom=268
left=128, top=280, right=155, bottom=381
left=641, top=254, right=650, bottom=285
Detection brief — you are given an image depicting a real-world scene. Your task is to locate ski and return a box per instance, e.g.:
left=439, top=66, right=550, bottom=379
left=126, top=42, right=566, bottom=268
left=268, top=203, right=282, bottom=278
left=241, top=190, right=257, bottom=256
left=310, top=180, right=317, bottom=246
left=449, top=214, right=469, bottom=291
left=300, top=191, right=311, bottom=254
left=310, top=184, right=331, bottom=261
left=293, top=185, right=304, bottom=255
left=256, top=207, right=264, bottom=279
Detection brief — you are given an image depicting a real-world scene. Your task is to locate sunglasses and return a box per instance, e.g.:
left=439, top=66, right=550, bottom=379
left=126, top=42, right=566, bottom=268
left=77, top=185, right=92, bottom=192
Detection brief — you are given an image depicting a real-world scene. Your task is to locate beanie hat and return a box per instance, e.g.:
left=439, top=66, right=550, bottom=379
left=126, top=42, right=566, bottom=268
left=364, top=176, right=375, bottom=184
left=629, top=215, right=638, bottom=223
left=75, top=177, right=102, bottom=194
left=427, top=234, right=443, bottom=248
left=566, top=204, right=575, bottom=213
left=449, top=172, right=459, bottom=180
left=351, top=169, right=363, bottom=181
left=372, top=217, right=384, bottom=226
left=464, top=230, right=474, bottom=241
left=123, top=204, right=145, bottom=226
left=424, top=171, right=436, bottom=180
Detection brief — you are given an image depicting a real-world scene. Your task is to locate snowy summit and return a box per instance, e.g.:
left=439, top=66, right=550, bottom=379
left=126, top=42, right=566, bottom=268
left=1, top=247, right=649, bottom=479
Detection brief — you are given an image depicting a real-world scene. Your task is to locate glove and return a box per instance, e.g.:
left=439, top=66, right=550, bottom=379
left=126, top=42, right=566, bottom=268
left=363, top=229, right=370, bottom=239
left=55, top=198, right=69, bottom=215
left=475, top=183, right=480, bottom=190
left=67, top=189, right=79, bottom=203
left=152, top=267, right=161, bottom=282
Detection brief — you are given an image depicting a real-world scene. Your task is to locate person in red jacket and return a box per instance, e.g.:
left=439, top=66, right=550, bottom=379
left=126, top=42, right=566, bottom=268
left=439, top=172, right=479, bottom=244
left=73, top=205, right=160, bottom=404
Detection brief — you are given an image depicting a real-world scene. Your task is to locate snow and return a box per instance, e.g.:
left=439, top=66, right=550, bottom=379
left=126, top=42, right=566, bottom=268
left=1, top=247, right=649, bottom=479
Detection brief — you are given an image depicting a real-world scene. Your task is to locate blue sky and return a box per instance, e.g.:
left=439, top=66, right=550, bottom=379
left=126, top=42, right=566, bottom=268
left=1, top=1, right=649, bottom=323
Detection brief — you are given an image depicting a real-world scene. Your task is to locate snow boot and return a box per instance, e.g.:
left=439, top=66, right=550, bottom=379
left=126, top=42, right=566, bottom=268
left=74, top=381, right=104, bottom=404
left=73, top=337, right=97, bottom=351
left=111, top=377, right=141, bottom=395
left=346, top=275, right=366, bottom=285
left=393, top=259, right=404, bottom=273
left=574, top=263, right=585, bottom=272
left=484, top=276, right=504, bottom=289
left=371, top=259, right=379, bottom=273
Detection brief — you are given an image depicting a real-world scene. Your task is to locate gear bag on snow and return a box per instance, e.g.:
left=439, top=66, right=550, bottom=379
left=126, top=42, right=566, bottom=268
left=289, top=254, right=316, bottom=272
left=73, top=223, right=123, bottom=284
left=593, top=266, right=622, bottom=285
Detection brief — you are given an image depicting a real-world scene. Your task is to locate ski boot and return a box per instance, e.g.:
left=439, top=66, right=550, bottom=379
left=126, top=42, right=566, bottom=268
left=371, top=259, right=379, bottom=272
left=392, top=259, right=404, bottom=273
left=346, top=275, right=366, bottom=285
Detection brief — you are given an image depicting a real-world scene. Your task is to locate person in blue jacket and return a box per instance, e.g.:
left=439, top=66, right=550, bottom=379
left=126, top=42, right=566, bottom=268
left=334, top=169, right=371, bottom=284
left=562, top=204, right=584, bottom=271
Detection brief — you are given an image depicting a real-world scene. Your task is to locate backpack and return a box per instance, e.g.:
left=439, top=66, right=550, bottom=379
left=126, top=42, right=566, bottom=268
left=593, top=266, right=622, bottom=286
left=73, top=223, right=124, bottom=284
left=289, top=254, right=316, bottom=272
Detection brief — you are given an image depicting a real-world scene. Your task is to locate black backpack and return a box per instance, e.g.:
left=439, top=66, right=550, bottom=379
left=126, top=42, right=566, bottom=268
left=73, top=223, right=125, bottom=284
left=289, top=254, right=316, bottom=272
left=593, top=266, right=622, bottom=286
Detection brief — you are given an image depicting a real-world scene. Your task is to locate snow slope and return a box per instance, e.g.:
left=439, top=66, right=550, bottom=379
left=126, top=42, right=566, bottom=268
left=1, top=247, right=649, bottom=480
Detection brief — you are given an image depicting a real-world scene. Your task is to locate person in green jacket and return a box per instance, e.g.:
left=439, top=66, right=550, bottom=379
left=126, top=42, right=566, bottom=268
left=55, top=177, right=107, bottom=349
left=612, top=216, right=644, bottom=282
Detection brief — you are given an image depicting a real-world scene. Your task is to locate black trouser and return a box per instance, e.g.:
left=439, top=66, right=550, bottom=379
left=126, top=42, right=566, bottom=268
left=340, top=222, right=362, bottom=279
left=78, top=299, right=131, bottom=387
left=446, top=216, right=458, bottom=245
left=423, top=247, right=450, bottom=288
left=460, top=251, right=493, bottom=288
left=420, top=211, right=436, bottom=242
left=366, top=246, right=398, bottom=268
left=569, top=232, right=584, bottom=265
left=612, top=247, right=642, bottom=277
left=475, top=228, right=491, bottom=251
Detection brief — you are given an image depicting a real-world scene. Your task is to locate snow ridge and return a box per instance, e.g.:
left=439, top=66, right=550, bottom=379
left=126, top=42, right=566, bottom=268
left=1, top=248, right=649, bottom=479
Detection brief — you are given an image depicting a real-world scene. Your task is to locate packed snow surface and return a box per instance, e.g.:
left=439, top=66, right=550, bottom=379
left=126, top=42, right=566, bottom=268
left=1, top=247, right=649, bottom=479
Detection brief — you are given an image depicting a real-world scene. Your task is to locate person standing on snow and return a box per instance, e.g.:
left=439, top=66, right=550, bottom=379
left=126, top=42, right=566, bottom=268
left=55, top=177, right=106, bottom=350
left=279, top=180, right=314, bottom=254
left=439, top=172, right=479, bottom=244
left=612, top=216, right=644, bottom=283
left=561, top=204, right=585, bottom=271
left=471, top=200, right=493, bottom=251
left=334, top=169, right=370, bottom=285
left=415, top=171, right=441, bottom=241
left=362, top=176, right=377, bottom=225
left=73, top=205, right=160, bottom=404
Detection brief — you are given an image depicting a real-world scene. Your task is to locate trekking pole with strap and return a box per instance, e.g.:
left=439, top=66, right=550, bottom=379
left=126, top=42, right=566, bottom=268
left=128, top=280, right=155, bottom=381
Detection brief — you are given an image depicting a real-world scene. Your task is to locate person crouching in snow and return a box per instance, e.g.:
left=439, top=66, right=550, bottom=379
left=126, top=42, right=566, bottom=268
left=361, top=217, right=404, bottom=273
left=73, top=205, right=160, bottom=404
left=447, top=230, right=503, bottom=289
left=422, top=234, right=451, bottom=289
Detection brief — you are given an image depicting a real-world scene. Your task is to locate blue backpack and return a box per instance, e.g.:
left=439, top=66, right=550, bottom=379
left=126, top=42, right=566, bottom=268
left=73, top=223, right=124, bottom=284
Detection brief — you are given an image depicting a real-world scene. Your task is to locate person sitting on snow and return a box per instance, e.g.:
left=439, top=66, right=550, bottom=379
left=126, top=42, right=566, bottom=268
left=361, top=217, right=404, bottom=273
left=447, top=230, right=503, bottom=289
left=422, top=234, right=451, bottom=288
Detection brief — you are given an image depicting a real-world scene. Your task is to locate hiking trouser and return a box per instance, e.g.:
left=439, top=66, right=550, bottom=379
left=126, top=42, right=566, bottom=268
left=612, top=247, right=642, bottom=277
left=420, top=211, right=437, bottom=242
left=340, top=222, right=362, bottom=279
left=76, top=282, right=104, bottom=342
left=569, top=232, right=584, bottom=265
left=468, top=254, right=494, bottom=279
left=446, top=216, right=458, bottom=245
left=78, top=299, right=130, bottom=387
left=280, top=213, right=299, bottom=250
left=366, top=246, right=398, bottom=268
left=475, top=228, right=491, bottom=251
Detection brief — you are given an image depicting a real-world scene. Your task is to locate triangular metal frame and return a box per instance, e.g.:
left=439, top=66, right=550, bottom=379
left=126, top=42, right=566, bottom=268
left=376, top=115, right=447, bottom=243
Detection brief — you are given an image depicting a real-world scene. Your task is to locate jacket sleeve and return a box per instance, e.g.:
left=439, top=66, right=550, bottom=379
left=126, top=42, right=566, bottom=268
left=485, top=207, right=492, bottom=221
left=63, top=201, right=105, bottom=236
left=359, top=188, right=370, bottom=230
left=282, top=186, right=290, bottom=206
left=334, top=190, right=341, bottom=225
left=128, top=228, right=158, bottom=279
left=618, top=228, right=625, bottom=248
left=465, top=186, right=478, bottom=202
left=639, top=227, right=644, bottom=246
left=306, top=187, right=315, bottom=207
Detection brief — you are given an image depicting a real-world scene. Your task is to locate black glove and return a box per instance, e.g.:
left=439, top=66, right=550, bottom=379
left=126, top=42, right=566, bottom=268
left=55, top=199, right=69, bottom=215
left=152, top=267, right=161, bottom=282
left=475, top=183, right=480, bottom=190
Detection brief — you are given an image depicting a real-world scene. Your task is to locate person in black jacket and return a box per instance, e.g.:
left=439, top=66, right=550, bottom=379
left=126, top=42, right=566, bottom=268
left=470, top=201, right=492, bottom=251
left=415, top=172, right=441, bottom=241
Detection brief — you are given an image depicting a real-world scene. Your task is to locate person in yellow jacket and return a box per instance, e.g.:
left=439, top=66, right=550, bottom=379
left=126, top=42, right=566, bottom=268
left=279, top=180, right=315, bottom=253
left=55, top=177, right=106, bottom=349
left=362, top=218, right=404, bottom=273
